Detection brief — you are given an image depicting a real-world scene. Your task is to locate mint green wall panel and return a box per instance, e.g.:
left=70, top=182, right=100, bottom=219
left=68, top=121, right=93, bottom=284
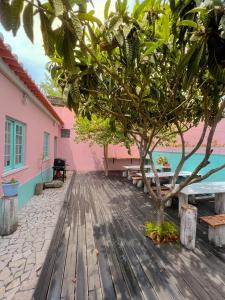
left=17, top=167, right=53, bottom=209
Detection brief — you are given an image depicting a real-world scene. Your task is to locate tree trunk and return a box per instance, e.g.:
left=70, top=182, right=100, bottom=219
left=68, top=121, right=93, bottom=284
left=156, top=204, right=165, bottom=226
left=103, top=144, right=109, bottom=176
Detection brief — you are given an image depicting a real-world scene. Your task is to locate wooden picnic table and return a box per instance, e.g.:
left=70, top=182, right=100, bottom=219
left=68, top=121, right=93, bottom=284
left=136, top=171, right=192, bottom=193
left=166, top=181, right=225, bottom=216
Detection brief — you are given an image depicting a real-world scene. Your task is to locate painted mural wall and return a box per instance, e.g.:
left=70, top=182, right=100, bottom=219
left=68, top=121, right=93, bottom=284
left=0, top=72, right=61, bottom=207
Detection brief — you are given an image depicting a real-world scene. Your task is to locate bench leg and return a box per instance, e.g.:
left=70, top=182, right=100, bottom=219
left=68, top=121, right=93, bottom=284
left=165, top=198, right=172, bottom=208
left=215, top=193, right=225, bottom=214
left=128, top=170, right=133, bottom=180
left=208, top=224, right=225, bottom=247
left=137, top=179, right=143, bottom=188
left=132, top=179, right=138, bottom=185
left=178, top=193, right=188, bottom=217
left=122, top=171, right=127, bottom=178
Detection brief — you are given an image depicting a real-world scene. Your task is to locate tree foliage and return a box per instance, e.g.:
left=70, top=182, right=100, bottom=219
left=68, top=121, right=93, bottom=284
left=75, top=115, right=133, bottom=175
left=3, top=0, right=225, bottom=224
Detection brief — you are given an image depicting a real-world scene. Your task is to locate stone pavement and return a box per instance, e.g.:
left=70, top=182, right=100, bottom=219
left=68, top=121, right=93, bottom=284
left=0, top=176, right=71, bottom=300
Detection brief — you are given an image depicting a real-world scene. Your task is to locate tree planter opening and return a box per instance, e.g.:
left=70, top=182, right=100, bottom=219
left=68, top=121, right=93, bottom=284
left=1, top=179, right=19, bottom=197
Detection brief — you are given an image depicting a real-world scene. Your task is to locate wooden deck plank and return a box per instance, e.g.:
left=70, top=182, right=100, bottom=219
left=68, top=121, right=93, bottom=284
left=75, top=177, right=88, bottom=300
left=33, top=172, right=75, bottom=300
left=89, top=180, right=132, bottom=300
left=60, top=183, right=79, bottom=299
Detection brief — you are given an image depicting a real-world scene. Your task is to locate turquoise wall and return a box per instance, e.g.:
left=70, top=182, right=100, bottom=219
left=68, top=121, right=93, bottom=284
left=18, top=167, right=53, bottom=209
left=153, top=151, right=225, bottom=182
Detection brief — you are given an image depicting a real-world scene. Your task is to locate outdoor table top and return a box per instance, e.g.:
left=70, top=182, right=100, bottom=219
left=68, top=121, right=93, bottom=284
left=136, top=171, right=192, bottom=178
left=165, top=181, right=225, bottom=195
left=123, top=165, right=152, bottom=170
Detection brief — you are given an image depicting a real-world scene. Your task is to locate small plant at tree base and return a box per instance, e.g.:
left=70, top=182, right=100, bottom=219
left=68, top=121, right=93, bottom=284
left=145, top=221, right=179, bottom=244
left=157, top=156, right=169, bottom=166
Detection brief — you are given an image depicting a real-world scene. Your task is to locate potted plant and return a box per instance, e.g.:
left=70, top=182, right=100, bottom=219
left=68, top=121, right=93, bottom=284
left=1, top=178, right=20, bottom=197
left=156, top=156, right=170, bottom=169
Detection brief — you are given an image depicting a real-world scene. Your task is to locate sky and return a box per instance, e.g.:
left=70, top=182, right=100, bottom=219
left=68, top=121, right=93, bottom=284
left=0, top=0, right=135, bottom=86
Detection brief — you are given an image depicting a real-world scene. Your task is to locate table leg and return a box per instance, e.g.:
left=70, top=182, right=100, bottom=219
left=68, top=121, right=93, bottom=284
left=215, top=193, right=225, bottom=214
left=178, top=193, right=189, bottom=217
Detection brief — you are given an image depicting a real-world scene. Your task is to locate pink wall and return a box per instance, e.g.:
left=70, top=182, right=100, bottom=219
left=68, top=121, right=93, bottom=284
left=0, top=72, right=61, bottom=186
left=55, top=107, right=140, bottom=171
left=157, top=120, right=225, bottom=155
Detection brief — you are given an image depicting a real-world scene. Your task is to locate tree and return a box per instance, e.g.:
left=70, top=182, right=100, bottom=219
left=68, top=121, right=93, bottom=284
left=74, top=115, right=133, bottom=176
left=3, top=0, right=225, bottom=226
left=40, top=73, right=64, bottom=98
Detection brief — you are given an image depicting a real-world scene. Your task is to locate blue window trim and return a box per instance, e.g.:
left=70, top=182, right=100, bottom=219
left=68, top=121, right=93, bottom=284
left=4, top=118, right=26, bottom=172
left=43, top=132, right=50, bottom=160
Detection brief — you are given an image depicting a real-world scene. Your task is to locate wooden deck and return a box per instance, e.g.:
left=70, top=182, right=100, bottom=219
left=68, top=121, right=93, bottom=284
left=34, top=172, right=225, bottom=300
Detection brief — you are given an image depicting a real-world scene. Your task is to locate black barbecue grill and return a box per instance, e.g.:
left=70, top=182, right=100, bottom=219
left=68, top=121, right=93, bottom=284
left=53, top=158, right=66, bottom=182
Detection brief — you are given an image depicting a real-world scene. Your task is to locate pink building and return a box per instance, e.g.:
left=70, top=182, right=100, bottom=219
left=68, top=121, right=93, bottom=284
left=0, top=36, right=139, bottom=208
left=0, top=37, right=63, bottom=208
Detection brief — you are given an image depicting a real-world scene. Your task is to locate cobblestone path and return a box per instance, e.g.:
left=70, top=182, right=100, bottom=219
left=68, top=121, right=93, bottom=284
left=0, top=176, right=71, bottom=300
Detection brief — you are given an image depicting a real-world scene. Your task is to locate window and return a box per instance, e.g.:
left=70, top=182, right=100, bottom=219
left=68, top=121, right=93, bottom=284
left=61, top=129, right=70, bottom=138
left=43, top=132, right=50, bottom=160
left=4, top=118, right=25, bottom=172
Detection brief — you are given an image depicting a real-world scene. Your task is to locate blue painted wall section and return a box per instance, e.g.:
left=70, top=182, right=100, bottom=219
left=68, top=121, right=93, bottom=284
left=153, top=151, right=225, bottom=182
left=18, top=167, right=53, bottom=209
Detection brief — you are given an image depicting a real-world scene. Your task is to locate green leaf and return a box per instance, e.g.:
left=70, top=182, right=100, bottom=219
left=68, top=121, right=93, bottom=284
left=11, top=0, right=24, bottom=36
left=23, top=2, right=33, bottom=42
left=87, top=24, right=98, bottom=48
left=132, top=0, right=148, bottom=19
left=177, top=42, right=199, bottom=74
left=178, top=20, right=198, bottom=29
left=52, top=0, right=64, bottom=16
left=39, top=10, right=55, bottom=55
left=0, top=0, right=12, bottom=31
left=144, top=40, right=164, bottom=55
left=104, top=0, right=111, bottom=20
left=71, top=13, right=83, bottom=40
left=62, top=29, right=76, bottom=72
left=185, top=7, right=207, bottom=15
left=208, top=51, right=225, bottom=83
left=78, top=12, right=102, bottom=26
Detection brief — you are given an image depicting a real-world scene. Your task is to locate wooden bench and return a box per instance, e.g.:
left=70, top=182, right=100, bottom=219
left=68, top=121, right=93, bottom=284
left=200, top=214, right=225, bottom=247
left=132, top=176, right=143, bottom=186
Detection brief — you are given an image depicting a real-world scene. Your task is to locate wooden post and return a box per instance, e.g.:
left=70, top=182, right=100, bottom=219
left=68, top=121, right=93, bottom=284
left=178, top=193, right=189, bottom=217
left=0, top=196, right=18, bottom=235
left=215, top=193, right=225, bottom=214
left=180, top=204, right=197, bottom=250
left=208, top=224, right=225, bottom=247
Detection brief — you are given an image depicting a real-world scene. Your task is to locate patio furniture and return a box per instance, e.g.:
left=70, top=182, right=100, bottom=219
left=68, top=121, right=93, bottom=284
left=132, top=176, right=142, bottom=185
left=137, top=171, right=192, bottom=194
left=168, top=182, right=225, bottom=216
left=123, top=164, right=161, bottom=178
left=200, top=214, right=225, bottom=247
left=53, top=158, right=66, bottom=182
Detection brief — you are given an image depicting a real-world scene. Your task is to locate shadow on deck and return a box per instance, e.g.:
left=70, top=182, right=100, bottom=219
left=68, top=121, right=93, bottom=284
left=33, top=172, right=225, bottom=300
